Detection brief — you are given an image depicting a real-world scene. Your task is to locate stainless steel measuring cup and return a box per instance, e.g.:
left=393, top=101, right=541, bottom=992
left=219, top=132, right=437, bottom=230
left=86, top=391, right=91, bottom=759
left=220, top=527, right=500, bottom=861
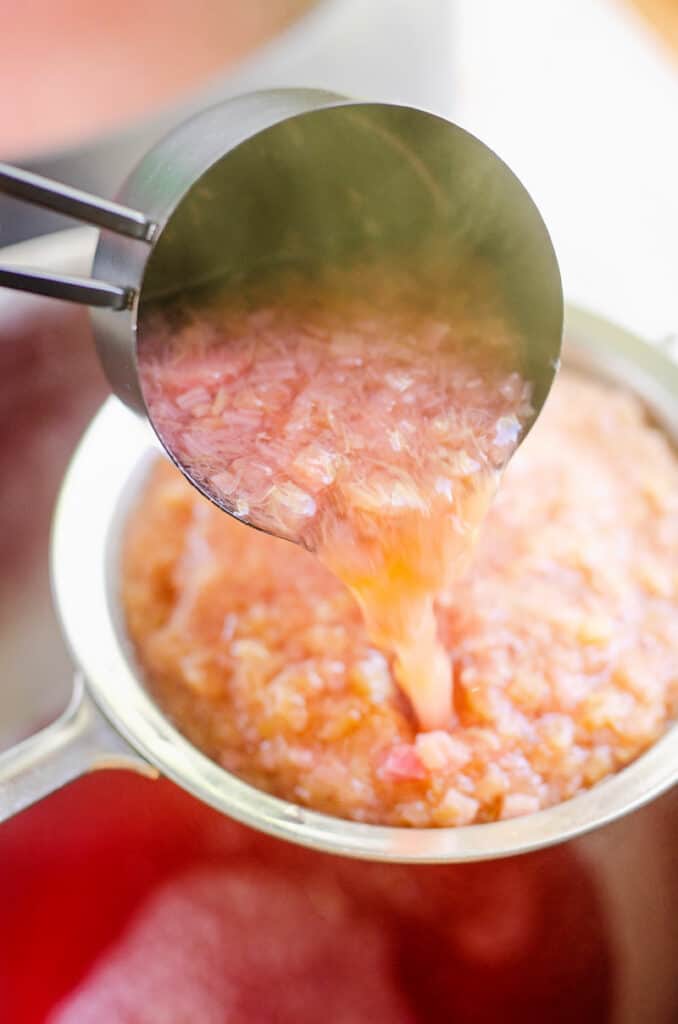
left=0, top=87, right=563, bottom=537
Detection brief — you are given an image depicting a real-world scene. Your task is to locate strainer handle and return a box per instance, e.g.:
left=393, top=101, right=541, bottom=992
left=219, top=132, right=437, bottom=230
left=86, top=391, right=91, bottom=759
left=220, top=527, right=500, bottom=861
left=0, top=161, right=156, bottom=309
left=0, top=675, right=156, bottom=824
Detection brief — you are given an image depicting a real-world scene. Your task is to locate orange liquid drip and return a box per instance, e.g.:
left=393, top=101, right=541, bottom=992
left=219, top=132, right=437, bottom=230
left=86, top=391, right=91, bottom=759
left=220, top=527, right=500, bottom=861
left=315, top=475, right=498, bottom=729
left=141, top=283, right=529, bottom=728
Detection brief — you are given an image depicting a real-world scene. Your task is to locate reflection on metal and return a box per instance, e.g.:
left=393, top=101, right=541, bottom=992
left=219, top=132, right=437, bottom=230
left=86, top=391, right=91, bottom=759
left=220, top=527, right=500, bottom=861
left=0, top=675, right=154, bottom=824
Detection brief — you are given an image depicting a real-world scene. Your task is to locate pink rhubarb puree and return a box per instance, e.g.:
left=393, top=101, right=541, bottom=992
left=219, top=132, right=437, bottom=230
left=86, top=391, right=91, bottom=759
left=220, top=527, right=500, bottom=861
left=124, top=286, right=678, bottom=827
left=140, top=279, right=530, bottom=730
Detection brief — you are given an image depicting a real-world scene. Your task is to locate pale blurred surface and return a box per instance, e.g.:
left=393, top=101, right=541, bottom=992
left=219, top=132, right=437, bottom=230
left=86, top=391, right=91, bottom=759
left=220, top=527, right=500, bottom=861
left=0, top=0, right=314, bottom=158
left=453, top=0, right=678, bottom=343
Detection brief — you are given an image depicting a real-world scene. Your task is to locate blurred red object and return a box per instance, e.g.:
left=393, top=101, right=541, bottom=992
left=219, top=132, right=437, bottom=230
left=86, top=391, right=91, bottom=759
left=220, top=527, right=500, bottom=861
left=0, top=0, right=314, bottom=158
left=0, top=772, right=611, bottom=1023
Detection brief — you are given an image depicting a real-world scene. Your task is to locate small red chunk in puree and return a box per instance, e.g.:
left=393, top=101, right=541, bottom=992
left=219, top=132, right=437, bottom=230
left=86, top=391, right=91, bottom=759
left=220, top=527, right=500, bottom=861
left=379, top=743, right=428, bottom=781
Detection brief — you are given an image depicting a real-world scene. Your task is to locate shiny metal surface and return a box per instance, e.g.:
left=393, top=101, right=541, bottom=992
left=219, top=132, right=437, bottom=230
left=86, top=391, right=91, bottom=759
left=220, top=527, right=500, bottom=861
left=0, top=676, right=154, bottom=821
left=0, top=163, right=155, bottom=241
left=0, top=88, right=563, bottom=528
left=0, top=265, right=129, bottom=310
left=0, top=305, right=670, bottom=860
left=0, top=162, right=155, bottom=307
left=91, top=87, right=349, bottom=411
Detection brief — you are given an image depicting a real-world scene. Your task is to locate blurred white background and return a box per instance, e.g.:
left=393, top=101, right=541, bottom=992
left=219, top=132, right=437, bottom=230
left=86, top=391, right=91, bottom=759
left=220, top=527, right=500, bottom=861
left=452, top=0, right=678, bottom=343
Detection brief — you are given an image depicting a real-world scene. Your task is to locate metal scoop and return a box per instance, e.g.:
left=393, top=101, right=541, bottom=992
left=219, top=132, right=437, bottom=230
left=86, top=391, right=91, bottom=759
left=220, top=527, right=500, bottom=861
left=0, top=88, right=563, bottom=540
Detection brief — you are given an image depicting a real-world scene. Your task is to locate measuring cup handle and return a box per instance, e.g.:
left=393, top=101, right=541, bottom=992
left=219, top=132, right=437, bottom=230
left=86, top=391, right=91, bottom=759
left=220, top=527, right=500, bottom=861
left=0, top=675, right=156, bottom=824
left=0, top=163, right=155, bottom=242
left=0, top=161, right=157, bottom=308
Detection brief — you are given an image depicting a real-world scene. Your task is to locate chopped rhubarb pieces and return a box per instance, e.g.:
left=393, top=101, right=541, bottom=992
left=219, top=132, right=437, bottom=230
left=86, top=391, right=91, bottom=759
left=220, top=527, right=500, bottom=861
left=123, top=369, right=678, bottom=827
left=379, top=744, right=428, bottom=782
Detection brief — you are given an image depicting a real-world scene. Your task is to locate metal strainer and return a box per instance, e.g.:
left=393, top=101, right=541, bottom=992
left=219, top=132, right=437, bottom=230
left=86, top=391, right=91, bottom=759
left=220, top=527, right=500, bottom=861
left=0, top=297, right=676, bottom=860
